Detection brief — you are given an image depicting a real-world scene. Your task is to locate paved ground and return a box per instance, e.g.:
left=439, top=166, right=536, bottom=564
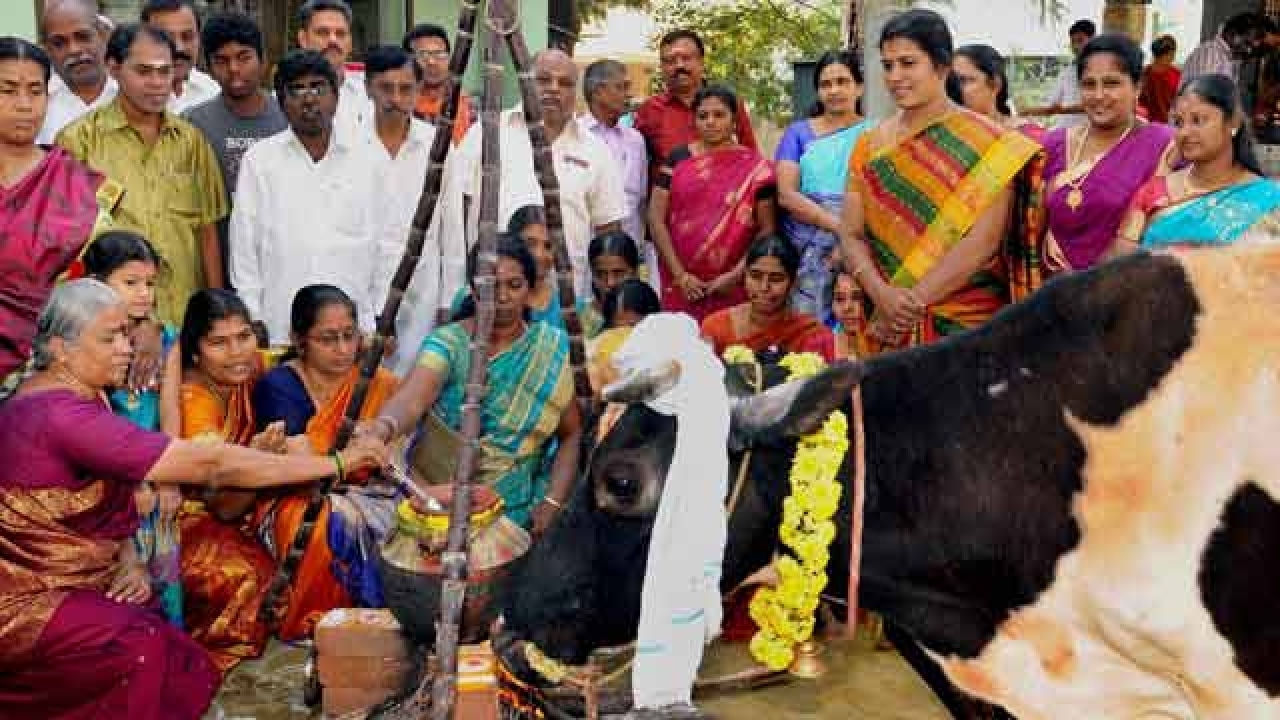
left=208, top=633, right=949, bottom=719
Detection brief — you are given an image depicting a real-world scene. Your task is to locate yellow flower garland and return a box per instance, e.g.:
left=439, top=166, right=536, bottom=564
left=723, top=346, right=849, bottom=671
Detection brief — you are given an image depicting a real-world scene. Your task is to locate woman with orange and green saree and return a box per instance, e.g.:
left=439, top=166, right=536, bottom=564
left=839, top=9, right=1045, bottom=357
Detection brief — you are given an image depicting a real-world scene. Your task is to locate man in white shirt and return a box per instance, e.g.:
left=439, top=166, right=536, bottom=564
left=295, top=0, right=369, bottom=137
left=231, top=49, right=385, bottom=345
left=37, top=0, right=117, bottom=144
left=141, top=0, right=220, bottom=114
left=454, top=49, right=627, bottom=299
left=580, top=58, right=653, bottom=287
left=361, top=45, right=464, bottom=375
left=1022, top=18, right=1094, bottom=129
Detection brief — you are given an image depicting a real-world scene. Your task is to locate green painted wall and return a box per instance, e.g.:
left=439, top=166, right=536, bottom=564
left=380, top=0, right=407, bottom=47
left=411, top=0, right=548, bottom=98
left=4, top=2, right=39, bottom=42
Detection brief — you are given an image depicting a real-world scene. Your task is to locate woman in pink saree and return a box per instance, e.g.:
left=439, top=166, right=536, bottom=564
left=0, top=39, right=117, bottom=380
left=648, top=85, right=776, bottom=322
left=0, top=281, right=389, bottom=719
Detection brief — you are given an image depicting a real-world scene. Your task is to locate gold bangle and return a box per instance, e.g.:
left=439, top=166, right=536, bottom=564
left=374, top=414, right=399, bottom=439
left=542, top=495, right=564, bottom=510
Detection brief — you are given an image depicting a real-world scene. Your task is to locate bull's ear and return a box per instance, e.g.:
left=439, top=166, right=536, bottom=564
left=729, top=361, right=863, bottom=449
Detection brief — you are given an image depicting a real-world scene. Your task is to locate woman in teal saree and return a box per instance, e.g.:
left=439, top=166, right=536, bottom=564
left=361, top=235, right=581, bottom=539
left=776, top=50, right=869, bottom=321
left=1118, top=74, right=1280, bottom=251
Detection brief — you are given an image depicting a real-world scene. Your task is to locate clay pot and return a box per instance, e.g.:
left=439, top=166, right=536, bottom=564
left=379, top=484, right=530, bottom=645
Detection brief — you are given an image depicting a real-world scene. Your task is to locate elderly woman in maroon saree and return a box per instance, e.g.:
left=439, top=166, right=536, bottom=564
left=0, top=39, right=117, bottom=381
left=649, top=85, right=776, bottom=322
left=0, top=281, right=388, bottom=719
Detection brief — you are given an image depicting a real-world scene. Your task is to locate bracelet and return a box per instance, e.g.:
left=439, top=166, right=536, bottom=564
left=333, top=452, right=346, bottom=483
left=542, top=495, right=564, bottom=510
left=374, top=414, right=399, bottom=440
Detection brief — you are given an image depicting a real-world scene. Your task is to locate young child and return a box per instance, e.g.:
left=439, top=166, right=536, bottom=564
left=584, top=230, right=642, bottom=338
left=84, top=230, right=184, bottom=627
left=829, top=265, right=866, bottom=360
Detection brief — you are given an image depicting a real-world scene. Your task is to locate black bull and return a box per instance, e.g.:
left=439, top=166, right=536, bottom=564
left=493, top=248, right=1280, bottom=718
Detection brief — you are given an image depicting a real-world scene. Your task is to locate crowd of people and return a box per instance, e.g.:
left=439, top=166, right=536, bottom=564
left=1, top=0, right=1279, bottom=716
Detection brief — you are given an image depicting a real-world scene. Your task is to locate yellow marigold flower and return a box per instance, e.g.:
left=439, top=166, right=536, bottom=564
left=722, top=345, right=756, bottom=365
left=778, top=351, right=826, bottom=379
left=750, top=632, right=794, bottom=671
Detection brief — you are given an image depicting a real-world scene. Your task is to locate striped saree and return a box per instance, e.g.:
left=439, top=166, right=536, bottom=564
left=415, top=321, right=573, bottom=528
left=847, top=109, right=1042, bottom=355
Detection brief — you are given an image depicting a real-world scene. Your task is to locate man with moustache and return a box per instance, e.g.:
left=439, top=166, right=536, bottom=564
left=402, top=23, right=473, bottom=145
left=359, top=45, right=463, bottom=373
left=183, top=12, right=287, bottom=279
left=634, top=29, right=758, bottom=186
left=58, top=24, right=227, bottom=323
left=141, top=0, right=219, bottom=113
left=295, top=0, right=369, bottom=139
left=453, top=49, right=627, bottom=300
left=230, top=50, right=386, bottom=345
left=37, top=0, right=117, bottom=144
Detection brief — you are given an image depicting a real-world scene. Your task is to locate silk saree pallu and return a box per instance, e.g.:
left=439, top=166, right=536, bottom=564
left=1140, top=178, right=1280, bottom=248
left=415, top=322, right=573, bottom=528
left=252, top=367, right=399, bottom=639
left=179, top=380, right=274, bottom=672
left=849, top=112, right=1040, bottom=356
left=662, top=148, right=775, bottom=321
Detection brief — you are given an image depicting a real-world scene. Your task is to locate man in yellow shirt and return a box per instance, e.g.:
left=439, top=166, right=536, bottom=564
left=59, top=23, right=227, bottom=324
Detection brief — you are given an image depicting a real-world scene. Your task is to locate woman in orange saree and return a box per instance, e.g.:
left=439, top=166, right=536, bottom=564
left=840, top=10, right=1042, bottom=358
left=701, top=235, right=834, bottom=361
left=178, top=289, right=282, bottom=672
left=251, top=285, right=399, bottom=639
left=648, top=85, right=777, bottom=322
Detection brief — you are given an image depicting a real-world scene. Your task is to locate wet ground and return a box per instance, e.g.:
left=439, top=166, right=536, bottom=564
left=208, top=633, right=949, bottom=719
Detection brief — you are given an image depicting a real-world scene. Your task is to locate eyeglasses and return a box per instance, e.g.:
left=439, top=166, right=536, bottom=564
left=414, top=50, right=450, bottom=62
left=308, top=329, right=359, bottom=347
left=286, top=81, right=332, bottom=99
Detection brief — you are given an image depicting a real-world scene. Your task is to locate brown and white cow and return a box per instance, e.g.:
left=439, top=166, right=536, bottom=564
left=495, top=241, right=1280, bottom=719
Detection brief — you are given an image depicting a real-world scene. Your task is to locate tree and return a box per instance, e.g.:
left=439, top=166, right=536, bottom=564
left=653, top=0, right=844, bottom=124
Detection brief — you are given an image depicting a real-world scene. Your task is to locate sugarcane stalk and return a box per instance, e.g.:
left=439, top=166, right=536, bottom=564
left=503, top=22, right=594, bottom=417
left=422, top=6, right=508, bottom=720
left=258, top=0, right=483, bottom=630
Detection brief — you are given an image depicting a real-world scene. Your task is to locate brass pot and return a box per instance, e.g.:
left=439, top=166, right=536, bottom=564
left=379, top=485, right=530, bottom=646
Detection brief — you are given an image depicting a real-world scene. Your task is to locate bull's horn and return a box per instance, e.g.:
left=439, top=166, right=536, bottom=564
left=603, top=359, right=682, bottom=404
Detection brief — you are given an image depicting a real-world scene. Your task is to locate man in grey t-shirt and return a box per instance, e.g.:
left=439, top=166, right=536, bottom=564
left=183, top=11, right=288, bottom=277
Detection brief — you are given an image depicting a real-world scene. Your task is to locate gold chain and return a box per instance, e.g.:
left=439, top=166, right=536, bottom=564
left=1064, top=121, right=1135, bottom=211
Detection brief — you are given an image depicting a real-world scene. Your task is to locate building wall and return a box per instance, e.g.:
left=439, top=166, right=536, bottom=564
left=6, top=2, right=38, bottom=41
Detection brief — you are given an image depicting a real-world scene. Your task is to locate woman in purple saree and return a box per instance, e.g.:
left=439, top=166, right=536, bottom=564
left=1042, top=34, right=1176, bottom=272
left=0, top=281, right=388, bottom=719
left=0, top=39, right=117, bottom=381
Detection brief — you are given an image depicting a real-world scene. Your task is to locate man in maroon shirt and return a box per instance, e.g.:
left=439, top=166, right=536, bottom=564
left=634, top=28, right=758, bottom=185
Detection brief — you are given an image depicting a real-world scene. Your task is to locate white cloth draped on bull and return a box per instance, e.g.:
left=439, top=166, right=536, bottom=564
left=611, top=313, right=730, bottom=710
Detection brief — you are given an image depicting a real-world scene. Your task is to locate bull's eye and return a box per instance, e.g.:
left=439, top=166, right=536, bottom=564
left=604, top=468, right=639, bottom=502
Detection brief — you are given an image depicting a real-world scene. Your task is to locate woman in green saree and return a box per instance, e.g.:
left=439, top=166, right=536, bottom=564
left=361, top=234, right=582, bottom=538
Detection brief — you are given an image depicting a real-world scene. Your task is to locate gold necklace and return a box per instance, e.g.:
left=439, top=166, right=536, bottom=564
left=1183, top=164, right=1243, bottom=197
left=53, top=365, right=100, bottom=400
left=1064, top=121, right=1136, bottom=211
